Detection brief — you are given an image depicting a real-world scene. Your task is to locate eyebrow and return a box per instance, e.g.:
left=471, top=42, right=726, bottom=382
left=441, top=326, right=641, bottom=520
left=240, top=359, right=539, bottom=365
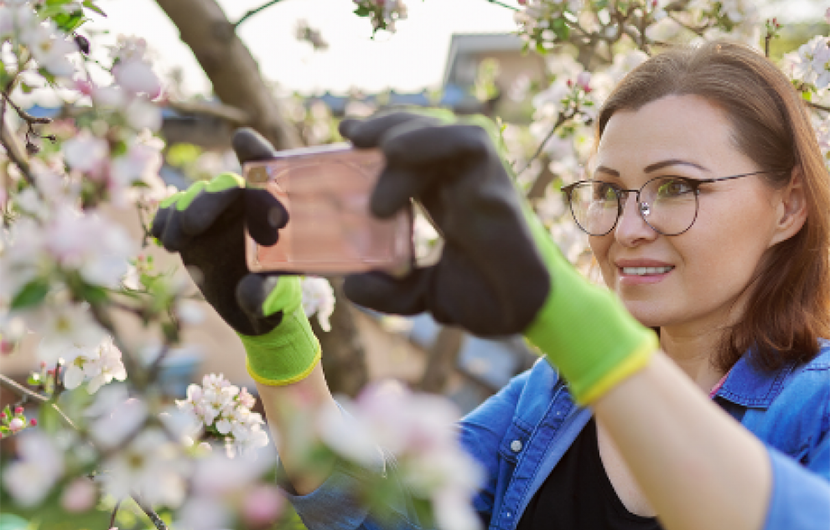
left=593, top=159, right=711, bottom=178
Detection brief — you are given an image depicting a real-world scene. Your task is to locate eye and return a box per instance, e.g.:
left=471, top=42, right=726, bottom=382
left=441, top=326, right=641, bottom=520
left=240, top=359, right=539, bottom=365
left=592, top=181, right=619, bottom=202
left=655, top=178, right=694, bottom=198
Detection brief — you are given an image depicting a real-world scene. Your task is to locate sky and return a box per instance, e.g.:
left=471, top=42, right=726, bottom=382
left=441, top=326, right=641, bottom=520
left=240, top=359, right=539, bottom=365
left=84, top=0, right=825, bottom=98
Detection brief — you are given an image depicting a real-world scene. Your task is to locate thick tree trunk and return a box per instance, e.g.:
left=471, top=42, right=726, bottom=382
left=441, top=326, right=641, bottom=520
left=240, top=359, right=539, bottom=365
left=154, top=0, right=300, bottom=150
left=156, top=0, right=369, bottom=395
left=419, top=326, right=466, bottom=394
left=311, top=279, right=369, bottom=398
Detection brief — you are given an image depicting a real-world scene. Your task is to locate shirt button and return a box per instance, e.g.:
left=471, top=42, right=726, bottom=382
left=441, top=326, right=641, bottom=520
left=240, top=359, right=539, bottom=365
left=510, top=440, right=523, bottom=453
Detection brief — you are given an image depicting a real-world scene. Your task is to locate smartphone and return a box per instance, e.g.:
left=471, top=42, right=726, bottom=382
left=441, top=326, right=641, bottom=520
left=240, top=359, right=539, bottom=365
left=243, top=143, right=415, bottom=276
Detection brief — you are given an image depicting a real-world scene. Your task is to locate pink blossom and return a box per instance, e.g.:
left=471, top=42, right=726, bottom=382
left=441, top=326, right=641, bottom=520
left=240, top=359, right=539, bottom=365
left=242, top=485, right=284, bottom=528
left=576, top=71, right=592, bottom=92
left=63, top=132, right=109, bottom=178
left=9, top=418, right=25, bottom=433
left=60, top=477, right=97, bottom=512
left=113, top=59, right=161, bottom=98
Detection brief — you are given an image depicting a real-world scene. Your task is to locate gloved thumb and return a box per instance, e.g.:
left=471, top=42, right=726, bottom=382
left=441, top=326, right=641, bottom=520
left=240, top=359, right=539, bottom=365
left=235, top=273, right=289, bottom=335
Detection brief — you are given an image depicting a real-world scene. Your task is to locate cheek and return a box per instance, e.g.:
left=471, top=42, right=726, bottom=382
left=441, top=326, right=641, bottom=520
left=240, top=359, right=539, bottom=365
left=588, top=235, right=615, bottom=286
left=683, top=196, right=776, bottom=295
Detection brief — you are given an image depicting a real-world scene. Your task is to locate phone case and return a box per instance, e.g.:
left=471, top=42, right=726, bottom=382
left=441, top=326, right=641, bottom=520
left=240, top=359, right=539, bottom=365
left=243, top=143, right=414, bottom=276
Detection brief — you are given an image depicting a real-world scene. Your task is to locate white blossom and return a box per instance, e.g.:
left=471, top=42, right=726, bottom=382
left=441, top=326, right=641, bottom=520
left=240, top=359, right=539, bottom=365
left=100, top=427, right=189, bottom=508
left=787, top=36, right=830, bottom=91
left=318, top=381, right=483, bottom=530
left=176, top=374, right=270, bottom=457
left=61, top=336, right=127, bottom=394
left=18, top=20, right=76, bottom=77
left=2, top=430, right=64, bottom=507
left=301, top=276, right=335, bottom=331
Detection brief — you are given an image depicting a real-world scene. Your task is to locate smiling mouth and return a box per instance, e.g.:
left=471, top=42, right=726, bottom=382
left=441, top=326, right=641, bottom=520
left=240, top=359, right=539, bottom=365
left=620, top=266, right=674, bottom=276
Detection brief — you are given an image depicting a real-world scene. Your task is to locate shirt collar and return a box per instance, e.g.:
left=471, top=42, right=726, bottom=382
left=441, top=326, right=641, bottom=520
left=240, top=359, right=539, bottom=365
left=713, top=351, right=795, bottom=409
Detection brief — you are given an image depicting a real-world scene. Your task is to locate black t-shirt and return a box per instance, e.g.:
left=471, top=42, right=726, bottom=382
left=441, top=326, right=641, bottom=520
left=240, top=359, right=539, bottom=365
left=516, top=418, right=664, bottom=530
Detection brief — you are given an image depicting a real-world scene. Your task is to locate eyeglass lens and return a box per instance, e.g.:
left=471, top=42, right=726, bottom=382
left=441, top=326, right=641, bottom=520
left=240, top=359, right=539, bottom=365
left=568, top=177, right=699, bottom=236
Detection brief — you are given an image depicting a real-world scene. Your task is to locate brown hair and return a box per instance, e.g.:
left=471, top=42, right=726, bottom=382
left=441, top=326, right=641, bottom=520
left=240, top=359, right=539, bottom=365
left=596, top=40, right=830, bottom=372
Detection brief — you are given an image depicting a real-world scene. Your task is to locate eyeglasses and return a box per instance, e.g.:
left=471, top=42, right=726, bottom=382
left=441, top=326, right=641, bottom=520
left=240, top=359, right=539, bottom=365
left=561, top=170, right=780, bottom=236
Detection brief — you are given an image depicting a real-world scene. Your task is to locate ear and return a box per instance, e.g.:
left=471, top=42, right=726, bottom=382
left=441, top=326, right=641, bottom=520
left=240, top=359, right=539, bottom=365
left=769, top=168, right=808, bottom=247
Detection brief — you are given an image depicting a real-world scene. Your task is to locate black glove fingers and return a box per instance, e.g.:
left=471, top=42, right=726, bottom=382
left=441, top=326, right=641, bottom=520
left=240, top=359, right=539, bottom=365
left=232, top=128, right=277, bottom=164
left=244, top=189, right=289, bottom=247
left=370, top=166, right=438, bottom=219
left=343, top=269, right=431, bottom=315
left=181, top=186, right=245, bottom=237
left=157, top=208, right=192, bottom=252
left=340, top=112, right=440, bottom=148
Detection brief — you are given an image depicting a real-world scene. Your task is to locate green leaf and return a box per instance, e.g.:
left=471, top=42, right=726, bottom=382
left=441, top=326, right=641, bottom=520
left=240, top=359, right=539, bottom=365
left=535, top=40, right=548, bottom=55
left=11, top=280, right=50, bottom=310
left=552, top=17, right=570, bottom=41
left=353, top=6, right=371, bottom=16
left=82, top=0, right=106, bottom=16
left=53, top=12, right=87, bottom=33
left=20, top=82, right=33, bottom=94
left=27, top=373, right=42, bottom=386
left=38, top=403, right=61, bottom=434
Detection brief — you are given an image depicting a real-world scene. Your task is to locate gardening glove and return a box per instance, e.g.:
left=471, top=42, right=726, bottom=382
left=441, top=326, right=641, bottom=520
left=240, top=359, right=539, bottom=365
left=150, top=128, right=320, bottom=386
left=340, top=110, right=658, bottom=404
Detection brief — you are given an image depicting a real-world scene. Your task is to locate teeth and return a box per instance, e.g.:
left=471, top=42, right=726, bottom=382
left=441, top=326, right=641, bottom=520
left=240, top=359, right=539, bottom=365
left=622, top=266, right=673, bottom=276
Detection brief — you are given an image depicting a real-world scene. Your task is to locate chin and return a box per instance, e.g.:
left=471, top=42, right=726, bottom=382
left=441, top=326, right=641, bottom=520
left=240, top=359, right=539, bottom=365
left=620, top=299, right=669, bottom=328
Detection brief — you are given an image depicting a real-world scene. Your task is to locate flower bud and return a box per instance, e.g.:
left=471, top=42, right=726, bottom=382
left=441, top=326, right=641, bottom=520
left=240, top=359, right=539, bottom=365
left=0, top=412, right=6, bottom=420
left=9, top=418, right=25, bottom=432
left=30, top=418, right=37, bottom=427
left=14, top=407, right=24, bottom=415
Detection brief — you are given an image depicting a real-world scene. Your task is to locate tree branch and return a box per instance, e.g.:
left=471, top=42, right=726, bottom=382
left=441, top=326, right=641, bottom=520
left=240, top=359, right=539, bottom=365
left=166, top=99, right=250, bottom=125
left=0, top=98, right=34, bottom=185
left=234, top=0, right=285, bottom=29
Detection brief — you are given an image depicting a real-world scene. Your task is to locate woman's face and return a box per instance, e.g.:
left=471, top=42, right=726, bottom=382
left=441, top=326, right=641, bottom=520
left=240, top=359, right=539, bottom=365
left=590, top=94, right=784, bottom=333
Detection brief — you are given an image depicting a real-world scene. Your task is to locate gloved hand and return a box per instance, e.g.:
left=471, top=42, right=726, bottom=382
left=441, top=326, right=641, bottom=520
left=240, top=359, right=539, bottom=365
left=340, top=110, right=658, bottom=404
left=151, top=129, right=320, bottom=386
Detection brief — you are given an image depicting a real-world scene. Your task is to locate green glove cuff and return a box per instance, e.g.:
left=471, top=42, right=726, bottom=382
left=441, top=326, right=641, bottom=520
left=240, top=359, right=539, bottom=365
left=237, top=277, right=321, bottom=386
left=522, top=207, right=659, bottom=405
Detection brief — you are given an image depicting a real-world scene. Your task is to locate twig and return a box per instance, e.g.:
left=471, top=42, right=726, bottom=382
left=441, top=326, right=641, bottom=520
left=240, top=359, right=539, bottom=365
left=0, top=373, right=49, bottom=404
left=516, top=109, right=571, bottom=176
left=132, top=493, right=169, bottom=530
left=0, top=92, right=52, bottom=126
left=666, top=12, right=710, bottom=36
left=484, top=0, right=520, bottom=11
left=109, top=498, right=123, bottom=528
left=51, top=359, right=65, bottom=401
left=234, top=0, right=285, bottom=29
left=0, top=373, right=78, bottom=429
left=808, top=101, right=830, bottom=113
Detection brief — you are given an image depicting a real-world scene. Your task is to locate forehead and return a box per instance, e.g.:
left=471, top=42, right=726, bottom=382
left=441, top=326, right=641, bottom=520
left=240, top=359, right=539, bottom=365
left=595, top=94, right=740, bottom=172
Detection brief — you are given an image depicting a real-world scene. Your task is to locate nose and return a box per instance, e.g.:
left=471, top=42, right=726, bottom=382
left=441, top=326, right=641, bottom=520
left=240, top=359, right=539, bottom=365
left=615, top=192, right=657, bottom=246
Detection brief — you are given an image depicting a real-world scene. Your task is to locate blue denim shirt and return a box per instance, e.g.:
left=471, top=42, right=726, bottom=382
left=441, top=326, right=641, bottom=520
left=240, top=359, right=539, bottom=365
left=283, top=340, right=830, bottom=530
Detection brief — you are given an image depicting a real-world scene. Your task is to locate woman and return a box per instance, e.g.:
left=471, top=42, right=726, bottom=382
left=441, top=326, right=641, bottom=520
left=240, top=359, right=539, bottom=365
left=151, top=40, right=830, bottom=530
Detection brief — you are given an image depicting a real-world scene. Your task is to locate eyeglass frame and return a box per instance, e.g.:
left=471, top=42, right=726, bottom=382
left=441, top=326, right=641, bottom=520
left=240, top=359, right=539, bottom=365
left=560, top=170, right=782, bottom=237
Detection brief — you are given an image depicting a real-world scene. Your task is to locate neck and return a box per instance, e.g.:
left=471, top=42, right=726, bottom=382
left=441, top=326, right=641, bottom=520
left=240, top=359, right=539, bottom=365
left=658, top=326, right=727, bottom=393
